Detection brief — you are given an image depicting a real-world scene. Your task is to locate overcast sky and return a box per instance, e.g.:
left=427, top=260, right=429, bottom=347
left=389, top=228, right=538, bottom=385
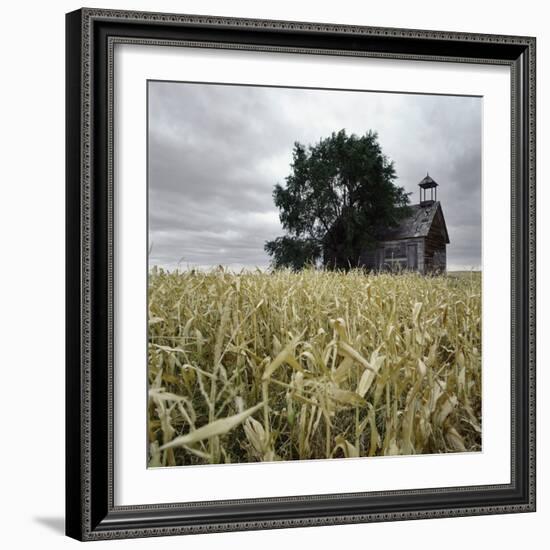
left=148, top=81, right=481, bottom=271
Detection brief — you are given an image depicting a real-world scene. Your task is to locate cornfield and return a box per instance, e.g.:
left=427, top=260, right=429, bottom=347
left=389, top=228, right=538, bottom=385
left=148, top=268, right=481, bottom=467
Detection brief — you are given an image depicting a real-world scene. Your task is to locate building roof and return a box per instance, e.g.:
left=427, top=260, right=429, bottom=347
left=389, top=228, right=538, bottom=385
left=418, top=173, right=439, bottom=189
left=378, top=201, right=449, bottom=243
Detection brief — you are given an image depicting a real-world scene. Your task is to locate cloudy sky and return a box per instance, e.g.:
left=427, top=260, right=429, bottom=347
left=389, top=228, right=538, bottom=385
left=148, top=81, right=481, bottom=271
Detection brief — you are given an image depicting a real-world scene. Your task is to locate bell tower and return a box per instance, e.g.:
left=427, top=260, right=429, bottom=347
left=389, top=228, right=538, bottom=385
left=418, top=172, right=438, bottom=206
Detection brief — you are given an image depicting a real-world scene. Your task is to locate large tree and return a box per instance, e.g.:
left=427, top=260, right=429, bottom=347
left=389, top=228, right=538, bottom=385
left=265, top=129, right=411, bottom=270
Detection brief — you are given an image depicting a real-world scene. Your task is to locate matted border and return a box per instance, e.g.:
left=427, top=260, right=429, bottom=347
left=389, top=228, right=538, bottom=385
left=66, top=8, right=535, bottom=541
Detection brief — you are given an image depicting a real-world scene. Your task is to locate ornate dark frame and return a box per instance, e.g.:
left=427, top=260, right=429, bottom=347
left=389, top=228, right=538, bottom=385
left=66, top=7, right=536, bottom=541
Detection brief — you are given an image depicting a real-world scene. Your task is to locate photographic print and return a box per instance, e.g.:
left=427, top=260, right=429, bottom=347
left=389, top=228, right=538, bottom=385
left=147, top=80, right=482, bottom=468
left=66, top=10, right=535, bottom=539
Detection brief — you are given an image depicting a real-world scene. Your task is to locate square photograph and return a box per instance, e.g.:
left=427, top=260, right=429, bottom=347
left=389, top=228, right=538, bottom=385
left=146, top=80, right=482, bottom=467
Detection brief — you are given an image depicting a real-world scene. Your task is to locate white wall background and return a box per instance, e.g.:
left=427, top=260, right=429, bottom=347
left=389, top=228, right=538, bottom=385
left=0, top=0, right=546, bottom=548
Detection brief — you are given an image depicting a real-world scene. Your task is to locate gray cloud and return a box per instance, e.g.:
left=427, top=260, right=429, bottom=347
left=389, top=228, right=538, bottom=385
left=148, top=81, right=482, bottom=271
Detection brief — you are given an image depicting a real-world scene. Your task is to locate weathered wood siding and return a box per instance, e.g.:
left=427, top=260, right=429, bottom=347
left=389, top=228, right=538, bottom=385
left=423, top=210, right=447, bottom=273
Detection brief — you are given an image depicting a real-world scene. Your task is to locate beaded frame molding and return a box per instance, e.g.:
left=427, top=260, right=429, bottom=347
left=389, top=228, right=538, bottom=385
left=65, top=8, right=536, bottom=541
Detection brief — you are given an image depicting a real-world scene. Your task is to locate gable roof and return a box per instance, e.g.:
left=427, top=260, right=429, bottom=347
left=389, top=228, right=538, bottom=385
left=378, top=201, right=449, bottom=243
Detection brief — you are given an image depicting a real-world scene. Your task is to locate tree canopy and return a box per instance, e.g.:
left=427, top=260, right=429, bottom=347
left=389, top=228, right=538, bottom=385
left=265, top=129, right=411, bottom=270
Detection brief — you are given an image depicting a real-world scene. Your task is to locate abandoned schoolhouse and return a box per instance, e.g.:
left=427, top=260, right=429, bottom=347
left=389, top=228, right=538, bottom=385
left=358, top=174, right=450, bottom=274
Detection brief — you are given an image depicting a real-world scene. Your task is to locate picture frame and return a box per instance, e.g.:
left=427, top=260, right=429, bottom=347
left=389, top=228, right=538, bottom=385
left=65, top=7, right=536, bottom=541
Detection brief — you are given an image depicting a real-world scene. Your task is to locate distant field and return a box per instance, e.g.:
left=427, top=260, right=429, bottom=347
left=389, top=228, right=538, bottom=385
left=148, top=268, right=482, bottom=466
left=447, top=270, right=482, bottom=278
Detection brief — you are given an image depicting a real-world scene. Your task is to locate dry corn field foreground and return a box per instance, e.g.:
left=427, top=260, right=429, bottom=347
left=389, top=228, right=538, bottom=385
left=148, top=268, right=481, bottom=467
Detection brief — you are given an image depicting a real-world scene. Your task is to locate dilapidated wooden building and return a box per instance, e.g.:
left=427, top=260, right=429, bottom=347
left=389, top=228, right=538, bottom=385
left=358, top=174, right=450, bottom=274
